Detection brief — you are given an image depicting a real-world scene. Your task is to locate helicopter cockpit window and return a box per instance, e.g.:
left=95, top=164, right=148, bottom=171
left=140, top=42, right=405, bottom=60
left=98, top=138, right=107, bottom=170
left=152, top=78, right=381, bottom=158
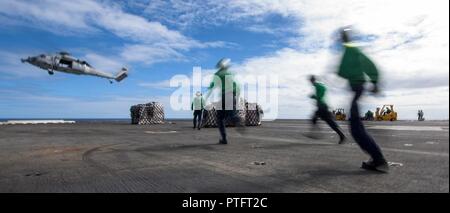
left=59, top=59, right=72, bottom=68
left=80, top=61, right=92, bottom=68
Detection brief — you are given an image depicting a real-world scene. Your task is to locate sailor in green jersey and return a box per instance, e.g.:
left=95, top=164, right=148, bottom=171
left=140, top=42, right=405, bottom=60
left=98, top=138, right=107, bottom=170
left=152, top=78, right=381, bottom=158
left=337, top=28, right=388, bottom=173
left=191, top=91, right=205, bottom=130
left=205, top=58, right=244, bottom=145
left=308, top=75, right=346, bottom=144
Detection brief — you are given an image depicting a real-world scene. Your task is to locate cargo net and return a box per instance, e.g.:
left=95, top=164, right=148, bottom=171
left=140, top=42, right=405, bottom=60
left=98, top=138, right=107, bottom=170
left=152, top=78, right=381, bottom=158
left=130, top=102, right=165, bottom=125
left=201, top=101, right=263, bottom=128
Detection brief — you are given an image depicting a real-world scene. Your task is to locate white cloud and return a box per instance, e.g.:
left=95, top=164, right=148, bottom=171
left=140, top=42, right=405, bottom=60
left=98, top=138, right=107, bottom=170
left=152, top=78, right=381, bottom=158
left=0, top=51, right=48, bottom=78
left=225, top=0, right=449, bottom=120
left=1, top=0, right=448, bottom=119
left=0, top=0, right=226, bottom=65
left=120, top=44, right=185, bottom=64
left=138, top=80, right=172, bottom=89
left=232, top=46, right=448, bottom=119
left=0, top=0, right=99, bottom=34
left=84, top=53, right=125, bottom=73
left=0, top=0, right=192, bottom=44
left=142, top=0, right=448, bottom=53
left=0, top=91, right=183, bottom=118
left=245, top=25, right=291, bottom=35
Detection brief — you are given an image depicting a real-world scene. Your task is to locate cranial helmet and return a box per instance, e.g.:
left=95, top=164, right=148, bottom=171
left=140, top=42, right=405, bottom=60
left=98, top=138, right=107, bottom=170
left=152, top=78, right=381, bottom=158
left=340, top=27, right=352, bottom=43
left=216, top=58, right=231, bottom=69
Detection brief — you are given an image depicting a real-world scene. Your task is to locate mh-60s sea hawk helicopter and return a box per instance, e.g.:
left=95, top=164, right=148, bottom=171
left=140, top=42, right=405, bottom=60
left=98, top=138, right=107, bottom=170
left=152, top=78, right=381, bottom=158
left=21, top=52, right=128, bottom=83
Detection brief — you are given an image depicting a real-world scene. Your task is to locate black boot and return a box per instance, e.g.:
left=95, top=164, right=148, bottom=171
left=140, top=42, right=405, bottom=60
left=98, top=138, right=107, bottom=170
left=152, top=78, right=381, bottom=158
left=362, top=158, right=389, bottom=173
left=338, top=135, right=347, bottom=144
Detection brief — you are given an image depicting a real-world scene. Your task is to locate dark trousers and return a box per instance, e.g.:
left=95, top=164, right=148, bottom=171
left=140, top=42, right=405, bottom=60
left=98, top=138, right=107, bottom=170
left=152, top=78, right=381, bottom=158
left=350, top=84, right=385, bottom=162
left=193, top=110, right=202, bottom=128
left=312, top=104, right=345, bottom=139
left=217, top=110, right=241, bottom=142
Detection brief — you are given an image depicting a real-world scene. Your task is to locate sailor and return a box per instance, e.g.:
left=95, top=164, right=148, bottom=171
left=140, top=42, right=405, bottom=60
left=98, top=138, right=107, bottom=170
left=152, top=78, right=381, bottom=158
left=336, top=28, right=388, bottom=172
left=191, top=91, right=205, bottom=130
left=308, top=75, right=346, bottom=144
left=205, top=58, right=244, bottom=144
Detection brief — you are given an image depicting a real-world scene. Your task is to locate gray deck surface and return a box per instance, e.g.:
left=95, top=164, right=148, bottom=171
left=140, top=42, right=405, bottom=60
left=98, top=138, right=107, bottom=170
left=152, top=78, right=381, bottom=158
left=0, top=120, right=448, bottom=192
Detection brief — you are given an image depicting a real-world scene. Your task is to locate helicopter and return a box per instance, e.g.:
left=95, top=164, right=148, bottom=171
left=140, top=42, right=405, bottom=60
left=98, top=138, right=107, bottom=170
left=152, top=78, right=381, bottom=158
left=21, top=52, right=128, bottom=83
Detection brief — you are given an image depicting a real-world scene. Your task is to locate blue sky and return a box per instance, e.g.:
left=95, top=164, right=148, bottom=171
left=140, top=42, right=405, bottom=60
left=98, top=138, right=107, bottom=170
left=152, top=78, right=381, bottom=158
left=0, top=0, right=448, bottom=119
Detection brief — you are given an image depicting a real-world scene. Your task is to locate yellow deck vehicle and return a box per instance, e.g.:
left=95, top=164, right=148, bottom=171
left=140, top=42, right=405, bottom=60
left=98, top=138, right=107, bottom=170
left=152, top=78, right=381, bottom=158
left=375, top=105, right=398, bottom=121
left=334, top=108, right=347, bottom=121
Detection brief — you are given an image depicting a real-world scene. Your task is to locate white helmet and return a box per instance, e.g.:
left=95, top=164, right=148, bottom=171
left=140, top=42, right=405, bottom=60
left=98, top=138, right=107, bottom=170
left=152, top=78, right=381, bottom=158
left=216, top=58, right=231, bottom=69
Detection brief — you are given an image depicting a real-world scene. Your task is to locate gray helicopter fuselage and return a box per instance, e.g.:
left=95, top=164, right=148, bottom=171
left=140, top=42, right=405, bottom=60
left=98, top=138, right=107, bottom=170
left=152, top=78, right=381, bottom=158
left=22, top=53, right=118, bottom=80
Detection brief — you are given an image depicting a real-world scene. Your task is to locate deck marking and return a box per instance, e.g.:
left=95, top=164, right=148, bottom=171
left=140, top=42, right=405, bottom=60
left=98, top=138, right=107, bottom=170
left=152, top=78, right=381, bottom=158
left=382, top=147, right=449, bottom=157
left=388, top=162, right=404, bottom=167
left=238, top=135, right=332, bottom=145
left=145, top=131, right=178, bottom=134
left=425, top=141, right=438, bottom=145
left=367, top=125, right=445, bottom=131
left=237, top=135, right=449, bottom=157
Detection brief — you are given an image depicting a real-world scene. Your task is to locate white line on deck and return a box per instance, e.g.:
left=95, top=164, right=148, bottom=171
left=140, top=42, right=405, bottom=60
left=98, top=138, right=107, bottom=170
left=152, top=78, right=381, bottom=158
left=236, top=135, right=449, bottom=158
left=238, top=135, right=332, bottom=145
left=280, top=124, right=448, bottom=132
left=367, top=125, right=446, bottom=131
left=382, top=148, right=449, bottom=157
left=145, top=131, right=178, bottom=134
left=0, top=120, right=76, bottom=125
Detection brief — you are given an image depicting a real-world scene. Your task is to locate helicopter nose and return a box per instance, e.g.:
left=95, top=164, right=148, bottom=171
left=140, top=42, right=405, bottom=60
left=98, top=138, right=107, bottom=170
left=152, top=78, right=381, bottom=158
left=21, top=57, right=35, bottom=63
left=29, top=57, right=37, bottom=63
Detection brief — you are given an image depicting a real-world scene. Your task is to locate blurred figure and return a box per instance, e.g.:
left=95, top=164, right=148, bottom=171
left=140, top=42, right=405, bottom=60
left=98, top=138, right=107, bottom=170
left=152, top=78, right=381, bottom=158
left=364, top=110, right=374, bottom=121
left=337, top=28, right=388, bottom=172
left=308, top=75, right=346, bottom=144
left=375, top=107, right=382, bottom=119
left=205, top=58, right=244, bottom=144
left=191, top=91, right=205, bottom=130
left=385, top=107, right=392, bottom=115
left=418, top=110, right=425, bottom=121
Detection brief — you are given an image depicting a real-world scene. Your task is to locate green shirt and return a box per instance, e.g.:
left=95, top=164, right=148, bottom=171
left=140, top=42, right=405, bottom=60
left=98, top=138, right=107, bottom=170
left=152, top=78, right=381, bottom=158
left=337, top=43, right=379, bottom=85
left=208, top=68, right=240, bottom=98
left=311, top=82, right=327, bottom=107
left=191, top=96, right=205, bottom=110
